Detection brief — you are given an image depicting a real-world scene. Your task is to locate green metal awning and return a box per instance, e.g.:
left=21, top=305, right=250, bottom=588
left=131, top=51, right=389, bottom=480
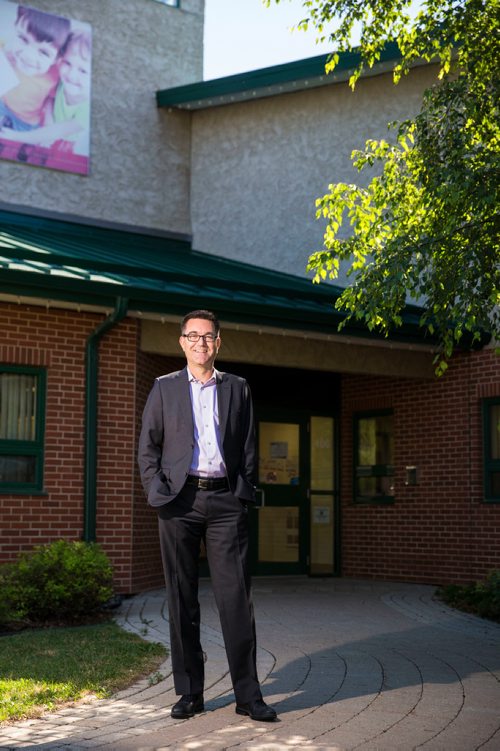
left=156, top=42, right=406, bottom=110
left=0, top=207, right=434, bottom=345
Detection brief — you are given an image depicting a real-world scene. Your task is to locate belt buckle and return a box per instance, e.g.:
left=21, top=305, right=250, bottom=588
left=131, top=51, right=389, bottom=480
left=198, top=477, right=210, bottom=490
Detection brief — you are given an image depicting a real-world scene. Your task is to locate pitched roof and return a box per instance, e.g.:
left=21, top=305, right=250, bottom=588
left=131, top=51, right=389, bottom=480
left=156, top=42, right=413, bottom=110
left=0, top=208, right=434, bottom=345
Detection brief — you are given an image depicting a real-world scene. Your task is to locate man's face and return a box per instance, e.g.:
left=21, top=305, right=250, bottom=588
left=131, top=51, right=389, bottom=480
left=59, top=46, right=91, bottom=105
left=179, top=318, right=220, bottom=372
left=6, top=18, right=59, bottom=76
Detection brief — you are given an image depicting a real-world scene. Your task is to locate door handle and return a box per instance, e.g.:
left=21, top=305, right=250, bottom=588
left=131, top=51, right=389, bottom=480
left=255, top=488, right=265, bottom=508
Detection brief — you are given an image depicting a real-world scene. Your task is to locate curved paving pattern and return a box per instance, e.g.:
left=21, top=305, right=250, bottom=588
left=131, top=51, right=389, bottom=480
left=1, top=578, right=499, bottom=750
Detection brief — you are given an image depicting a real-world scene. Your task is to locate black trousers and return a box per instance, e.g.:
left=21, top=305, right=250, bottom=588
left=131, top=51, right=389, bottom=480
left=157, top=484, right=261, bottom=704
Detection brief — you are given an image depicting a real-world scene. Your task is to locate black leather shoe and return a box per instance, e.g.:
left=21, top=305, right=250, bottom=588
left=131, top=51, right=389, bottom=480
left=235, top=698, right=277, bottom=721
left=171, top=693, right=204, bottom=719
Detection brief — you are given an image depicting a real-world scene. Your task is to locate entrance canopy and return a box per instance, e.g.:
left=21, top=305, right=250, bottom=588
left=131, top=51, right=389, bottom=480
left=0, top=207, right=432, bottom=347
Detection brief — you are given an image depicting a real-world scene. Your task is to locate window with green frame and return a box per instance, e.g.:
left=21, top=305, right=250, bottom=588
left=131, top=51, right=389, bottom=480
left=483, top=398, right=500, bottom=502
left=0, top=366, right=46, bottom=493
left=354, top=410, right=394, bottom=503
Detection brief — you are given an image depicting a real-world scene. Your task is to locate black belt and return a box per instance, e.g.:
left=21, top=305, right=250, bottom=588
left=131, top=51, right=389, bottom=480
left=186, top=475, right=228, bottom=491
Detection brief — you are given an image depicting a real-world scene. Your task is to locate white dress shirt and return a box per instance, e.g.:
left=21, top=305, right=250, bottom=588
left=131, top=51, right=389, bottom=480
left=187, top=368, right=226, bottom=478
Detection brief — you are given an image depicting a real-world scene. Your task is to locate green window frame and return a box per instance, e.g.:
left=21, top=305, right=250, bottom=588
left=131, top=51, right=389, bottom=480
left=0, top=365, right=46, bottom=494
left=483, top=398, right=500, bottom=502
left=353, top=410, right=394, bottom=504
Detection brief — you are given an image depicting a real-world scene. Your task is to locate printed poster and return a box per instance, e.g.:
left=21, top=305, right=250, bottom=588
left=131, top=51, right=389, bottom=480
left=0, top=1, right=92, bottom=174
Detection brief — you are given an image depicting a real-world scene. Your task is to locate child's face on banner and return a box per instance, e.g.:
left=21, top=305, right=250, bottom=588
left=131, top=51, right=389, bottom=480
left=6, top=17, right=59, bottom=76
left=59, top=45, right=90, bottom=105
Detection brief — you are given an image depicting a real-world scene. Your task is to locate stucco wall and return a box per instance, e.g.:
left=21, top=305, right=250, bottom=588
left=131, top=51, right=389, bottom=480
left=190, top=64, right=438, bottom=277
left=0, top=0, right=204, bottom=235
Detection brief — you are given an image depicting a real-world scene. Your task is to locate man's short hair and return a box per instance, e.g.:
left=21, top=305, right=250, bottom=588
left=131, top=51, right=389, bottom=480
left=17, top=6, right=70, bottom=52
left=181, top=310, right=220, bottom=335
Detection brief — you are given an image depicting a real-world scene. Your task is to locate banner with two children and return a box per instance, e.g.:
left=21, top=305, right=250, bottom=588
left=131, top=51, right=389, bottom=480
left=0, top=1, right=92, bottom=175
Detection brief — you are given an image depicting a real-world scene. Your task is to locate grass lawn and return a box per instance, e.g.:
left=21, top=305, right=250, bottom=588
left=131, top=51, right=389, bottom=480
left=0, top=621, right=167, bottom=724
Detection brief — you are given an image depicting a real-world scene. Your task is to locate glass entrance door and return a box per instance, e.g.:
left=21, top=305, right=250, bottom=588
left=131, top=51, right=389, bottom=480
left=309, top=416, right=337, bottom=575
left=251, top=417, right=307, bottom=574
left=250, top=412, right=338, bottom=576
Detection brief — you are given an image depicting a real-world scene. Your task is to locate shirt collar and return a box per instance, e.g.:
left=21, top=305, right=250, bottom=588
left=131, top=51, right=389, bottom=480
left=187, top=366, right=219, bottom=385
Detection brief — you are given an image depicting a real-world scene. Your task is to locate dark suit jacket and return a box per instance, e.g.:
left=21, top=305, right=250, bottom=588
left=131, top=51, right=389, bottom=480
left=138, top=367, right=257, bottom=508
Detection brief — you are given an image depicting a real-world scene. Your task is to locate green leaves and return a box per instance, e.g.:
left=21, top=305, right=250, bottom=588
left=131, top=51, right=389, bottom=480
left=0, top=540, right=114, bottom=625
left=269, top=0, right=500, bottom=373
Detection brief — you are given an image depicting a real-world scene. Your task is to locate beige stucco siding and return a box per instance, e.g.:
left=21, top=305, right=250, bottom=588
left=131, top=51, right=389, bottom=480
left=0, top=0, right=203, bottom=235
left=190, top=64, right=438, bottom=277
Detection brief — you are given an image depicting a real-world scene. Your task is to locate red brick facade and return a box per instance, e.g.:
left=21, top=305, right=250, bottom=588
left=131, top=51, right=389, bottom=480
left=0, top=302, right=139, bottom=592
left=1, top=300, right=498, bottom=591
left=132, top=350, right=184, bottom=593
left=341, top=348, right=500, bottom=584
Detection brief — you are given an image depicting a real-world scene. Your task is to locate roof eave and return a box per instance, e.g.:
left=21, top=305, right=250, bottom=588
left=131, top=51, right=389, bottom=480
left=156, top=41, right=434, bottom=110
left=0, top=266, right=438, bottom=348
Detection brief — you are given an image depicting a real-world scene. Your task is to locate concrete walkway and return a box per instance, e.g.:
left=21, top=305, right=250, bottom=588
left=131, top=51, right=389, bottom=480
left=1, top=577, right=500, bottom=751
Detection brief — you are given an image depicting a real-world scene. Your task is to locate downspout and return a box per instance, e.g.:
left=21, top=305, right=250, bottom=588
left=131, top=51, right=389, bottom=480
left=83, top=296, right=129, bottom=542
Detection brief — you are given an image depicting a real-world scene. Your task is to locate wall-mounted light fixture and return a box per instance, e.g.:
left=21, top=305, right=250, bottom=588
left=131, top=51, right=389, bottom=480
left=405, top=466, right=419, bottom=486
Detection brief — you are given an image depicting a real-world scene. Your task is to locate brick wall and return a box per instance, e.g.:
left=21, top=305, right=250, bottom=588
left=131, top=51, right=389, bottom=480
left=0, top=302, right=138, bottom=592
left=94, top=313, right=138, bottom=592
left=132, top=350, right=185, bottom=592
left=2, top=298, right=498, bottom=590
left=0, top=299, right=194, bottom=594
left=340, top=347, right=500, bottom=585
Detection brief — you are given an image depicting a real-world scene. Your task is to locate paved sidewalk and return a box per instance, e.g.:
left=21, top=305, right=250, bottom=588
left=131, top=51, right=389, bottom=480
left=1, top=577, right=500, bottom=751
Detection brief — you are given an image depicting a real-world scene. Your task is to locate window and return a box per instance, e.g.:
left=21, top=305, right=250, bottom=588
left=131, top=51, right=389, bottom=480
left=483, top=399, right=500, bottom=502
left=354, top=411, right=394, bottom=503
left=0, top=366, right=46, bottom=493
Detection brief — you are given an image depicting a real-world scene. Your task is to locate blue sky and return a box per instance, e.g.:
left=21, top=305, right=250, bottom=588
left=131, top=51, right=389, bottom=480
left=203, top=0, right=333, bottom=79
left=203, top=0, right=422, bottom=80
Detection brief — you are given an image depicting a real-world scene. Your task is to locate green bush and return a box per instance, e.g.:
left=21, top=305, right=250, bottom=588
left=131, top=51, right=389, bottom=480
left=0, top=540, right=114, bottom=626
left=438, top=570, right=500, bottom=622
left=0, top=586, right=13, bottom=628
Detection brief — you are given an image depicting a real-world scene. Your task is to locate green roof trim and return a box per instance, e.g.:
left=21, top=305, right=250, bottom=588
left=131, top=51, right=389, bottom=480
left=0, top=208, right=438, bottom=346
left=157, top=42, right=402, bottom=110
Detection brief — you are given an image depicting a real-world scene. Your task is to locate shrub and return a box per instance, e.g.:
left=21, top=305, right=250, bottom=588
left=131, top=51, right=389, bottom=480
left=0, top=539, right=114, bottom=626
left=0, top=583, right=14, bottom=628
left=437, top=570, right=500, bottom=622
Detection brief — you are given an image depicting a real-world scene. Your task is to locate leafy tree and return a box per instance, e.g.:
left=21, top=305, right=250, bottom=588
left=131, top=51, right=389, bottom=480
left=266, top=0, right=499, bottom=372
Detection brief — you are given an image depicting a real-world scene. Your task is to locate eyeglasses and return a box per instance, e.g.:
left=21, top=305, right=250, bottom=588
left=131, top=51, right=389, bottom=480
left=182, top=332, right=218, bottom=343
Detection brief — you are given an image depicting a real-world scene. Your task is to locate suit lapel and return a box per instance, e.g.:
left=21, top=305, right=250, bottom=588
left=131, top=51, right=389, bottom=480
left=178, top=367, right=194, bottom=434
left=216, top=371, right=231, bottom=439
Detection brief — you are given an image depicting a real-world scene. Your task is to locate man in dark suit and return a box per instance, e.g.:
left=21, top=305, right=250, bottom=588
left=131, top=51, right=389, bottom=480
left=138, top=309, right=277, bottom=722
